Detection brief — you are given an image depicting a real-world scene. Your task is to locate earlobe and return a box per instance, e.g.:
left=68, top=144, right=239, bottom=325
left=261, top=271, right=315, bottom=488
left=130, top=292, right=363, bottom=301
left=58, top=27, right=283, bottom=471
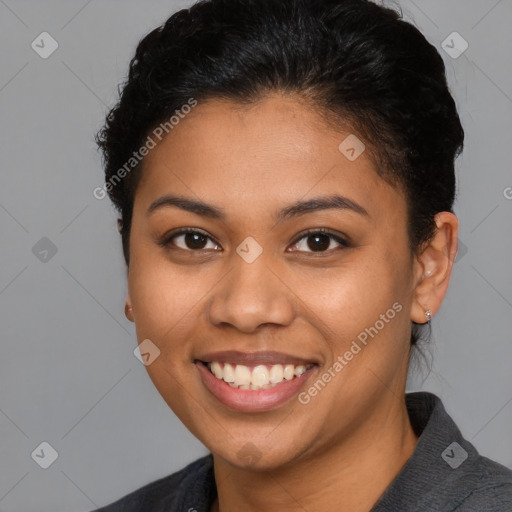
left=125, top=295, right=135, bottom=322
left=410, top=212, right=459, bottom=324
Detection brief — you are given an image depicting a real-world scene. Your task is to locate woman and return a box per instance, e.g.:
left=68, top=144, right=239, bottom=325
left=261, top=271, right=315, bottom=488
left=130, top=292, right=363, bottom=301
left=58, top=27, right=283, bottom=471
left=92, top=0, right=512, bottom=510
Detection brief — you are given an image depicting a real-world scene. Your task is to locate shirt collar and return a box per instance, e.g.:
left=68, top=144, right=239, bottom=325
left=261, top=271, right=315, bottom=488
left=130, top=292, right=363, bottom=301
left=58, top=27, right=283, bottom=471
left=370, top=391, right=482, bottom=511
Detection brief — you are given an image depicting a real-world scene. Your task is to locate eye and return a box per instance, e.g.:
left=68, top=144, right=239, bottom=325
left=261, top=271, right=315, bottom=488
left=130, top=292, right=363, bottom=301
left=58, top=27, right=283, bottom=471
left=159, top=228, right=221, bottom=252
left=159, top=227, right=349, bottom=254
left=289, top=228, right=349, bottom=253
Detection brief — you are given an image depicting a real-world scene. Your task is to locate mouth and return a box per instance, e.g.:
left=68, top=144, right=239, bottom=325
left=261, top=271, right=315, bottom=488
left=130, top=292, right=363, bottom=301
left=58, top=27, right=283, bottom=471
left=194, top=351, right=319, bottom=412
left=201, top=361, right=315, bottom=389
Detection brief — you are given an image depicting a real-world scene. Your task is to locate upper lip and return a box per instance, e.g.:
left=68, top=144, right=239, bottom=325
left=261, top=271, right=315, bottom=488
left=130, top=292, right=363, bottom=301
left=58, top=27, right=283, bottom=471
left=195, top=350, right=318, bottom=366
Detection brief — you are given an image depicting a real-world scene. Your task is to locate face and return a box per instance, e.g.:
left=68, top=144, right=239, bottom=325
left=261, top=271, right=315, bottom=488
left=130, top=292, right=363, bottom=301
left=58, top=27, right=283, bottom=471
left=126, top=93, right=419, bottom=470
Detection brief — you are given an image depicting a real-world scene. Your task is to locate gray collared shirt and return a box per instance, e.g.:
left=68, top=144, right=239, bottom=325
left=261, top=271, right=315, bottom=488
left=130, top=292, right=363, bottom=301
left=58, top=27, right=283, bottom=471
left=92, top=392, right=512, bottom=511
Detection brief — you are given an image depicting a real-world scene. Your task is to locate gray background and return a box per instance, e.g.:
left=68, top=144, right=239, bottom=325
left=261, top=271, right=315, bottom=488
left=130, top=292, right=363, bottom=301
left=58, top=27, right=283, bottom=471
left=0, top=1, right=511, bottom=511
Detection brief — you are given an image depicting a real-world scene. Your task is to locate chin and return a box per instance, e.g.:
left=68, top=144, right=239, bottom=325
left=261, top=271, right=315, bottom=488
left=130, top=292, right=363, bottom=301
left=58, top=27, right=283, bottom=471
left=209, top=436, right=310, bottom=473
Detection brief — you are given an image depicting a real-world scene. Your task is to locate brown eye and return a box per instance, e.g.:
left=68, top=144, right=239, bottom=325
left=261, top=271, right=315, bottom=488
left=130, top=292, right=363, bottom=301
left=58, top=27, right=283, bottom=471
left=290, top=229, right=349, bottom=253
left=161, top=229, right=220, bottom=252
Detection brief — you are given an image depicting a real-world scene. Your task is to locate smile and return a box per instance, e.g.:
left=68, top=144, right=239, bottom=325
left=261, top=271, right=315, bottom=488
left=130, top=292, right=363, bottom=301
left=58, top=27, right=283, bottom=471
left=206, top=361, right=314, bottom=390
left=195, top=353, right=319, bottom=412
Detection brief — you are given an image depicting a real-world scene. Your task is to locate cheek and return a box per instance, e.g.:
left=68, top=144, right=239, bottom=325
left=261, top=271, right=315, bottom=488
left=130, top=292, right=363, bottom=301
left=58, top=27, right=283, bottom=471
left=127, top=253, right=204, bottom=413
left=309, top=252, right=404, bottom=322
left=299, top=265, right=411, bottom=406
left=303, top=250, right=412, bottom=369
left=127, top=243, right=204, bottom=351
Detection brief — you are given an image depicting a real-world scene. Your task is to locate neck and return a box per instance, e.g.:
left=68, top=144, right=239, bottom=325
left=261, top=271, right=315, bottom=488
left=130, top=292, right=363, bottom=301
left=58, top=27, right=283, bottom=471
left=211, top=396, right=418, bottom=512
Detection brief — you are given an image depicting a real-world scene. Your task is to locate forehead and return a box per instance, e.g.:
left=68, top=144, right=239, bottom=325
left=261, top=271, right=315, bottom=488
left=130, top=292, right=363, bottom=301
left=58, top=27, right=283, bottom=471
left=135, top=93, right=405, bottom=222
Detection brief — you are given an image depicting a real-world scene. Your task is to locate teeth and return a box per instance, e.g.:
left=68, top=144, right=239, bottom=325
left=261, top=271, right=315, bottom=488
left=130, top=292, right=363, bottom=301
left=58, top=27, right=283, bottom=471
left=284, top=364, right=295, bottom=380
left=294, top=365, right=306, bottom=377
left=223, top=363, right=235, bottom=383
left=251, top=365, right=270, bottom=387
left=234, top=365, right=251, bottom=386
left=269, top=364, right=284, bottom=383
left=207, top=361, right=312, bottom=389
left=211, top=361, right=223, bottom=379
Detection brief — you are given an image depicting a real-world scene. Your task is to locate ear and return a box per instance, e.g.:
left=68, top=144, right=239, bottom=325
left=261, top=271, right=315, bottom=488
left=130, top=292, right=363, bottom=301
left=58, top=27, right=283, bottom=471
left=124, top=293, right=135, bottom=323
left=410, top=212, right=459, bottom=324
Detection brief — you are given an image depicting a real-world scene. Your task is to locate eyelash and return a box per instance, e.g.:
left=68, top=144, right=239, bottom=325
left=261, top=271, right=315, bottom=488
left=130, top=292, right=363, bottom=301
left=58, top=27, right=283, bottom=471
left=158, top=227, right=350, bottom=254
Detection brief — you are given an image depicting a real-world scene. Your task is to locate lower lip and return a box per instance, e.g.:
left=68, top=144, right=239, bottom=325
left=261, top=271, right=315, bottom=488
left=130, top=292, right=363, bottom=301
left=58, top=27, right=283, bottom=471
left=196, top=362, right=317, bottom=413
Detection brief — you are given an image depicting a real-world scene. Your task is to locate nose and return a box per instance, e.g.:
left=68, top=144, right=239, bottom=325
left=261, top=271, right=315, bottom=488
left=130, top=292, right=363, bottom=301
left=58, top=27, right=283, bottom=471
left=207, top=251, right=295, bottom=333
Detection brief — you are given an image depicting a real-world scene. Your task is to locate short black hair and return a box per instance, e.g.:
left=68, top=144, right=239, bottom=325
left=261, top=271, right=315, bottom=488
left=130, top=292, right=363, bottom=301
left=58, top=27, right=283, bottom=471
left=96, top=0, right=464, bottom=346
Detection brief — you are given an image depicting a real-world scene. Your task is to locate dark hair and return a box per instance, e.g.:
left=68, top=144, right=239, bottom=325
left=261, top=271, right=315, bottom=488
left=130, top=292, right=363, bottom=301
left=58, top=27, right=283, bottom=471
left=96, top=0, right=464, bottom=346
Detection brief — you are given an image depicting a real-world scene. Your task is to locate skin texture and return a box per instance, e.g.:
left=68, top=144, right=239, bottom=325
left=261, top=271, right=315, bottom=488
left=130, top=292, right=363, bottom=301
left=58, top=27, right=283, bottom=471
left=124, top=92, right=458, bottom=512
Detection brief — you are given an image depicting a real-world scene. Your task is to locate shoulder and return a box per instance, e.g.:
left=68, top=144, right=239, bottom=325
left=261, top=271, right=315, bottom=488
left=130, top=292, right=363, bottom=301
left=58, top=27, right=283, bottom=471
left=90, top=454, right=214, bottom=512
left=454, top=455, right=512, bottom=511
left=373, top=392, right=512, bottom=512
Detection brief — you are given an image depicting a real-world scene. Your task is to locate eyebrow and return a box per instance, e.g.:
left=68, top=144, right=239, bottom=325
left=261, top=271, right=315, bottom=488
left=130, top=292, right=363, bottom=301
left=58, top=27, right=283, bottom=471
left=146, top=193, right=369, bottom=221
